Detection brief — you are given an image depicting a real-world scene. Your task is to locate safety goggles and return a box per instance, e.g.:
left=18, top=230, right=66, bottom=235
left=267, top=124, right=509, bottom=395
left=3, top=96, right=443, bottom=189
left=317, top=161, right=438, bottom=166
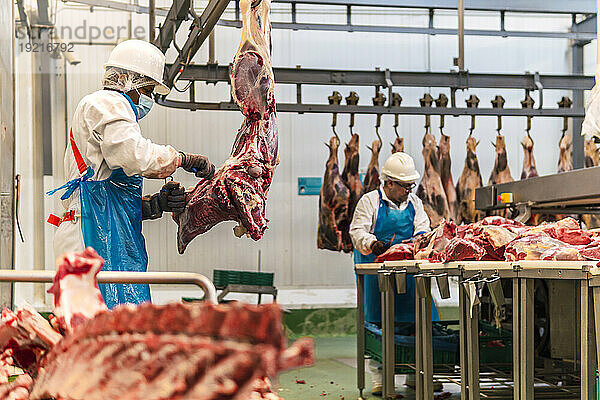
left=392, top=181, right=416, bottom=191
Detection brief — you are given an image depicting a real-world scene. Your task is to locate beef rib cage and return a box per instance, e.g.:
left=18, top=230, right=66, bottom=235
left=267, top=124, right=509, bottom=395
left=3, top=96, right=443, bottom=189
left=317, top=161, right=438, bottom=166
left=175, top=0, right=278, bottom=253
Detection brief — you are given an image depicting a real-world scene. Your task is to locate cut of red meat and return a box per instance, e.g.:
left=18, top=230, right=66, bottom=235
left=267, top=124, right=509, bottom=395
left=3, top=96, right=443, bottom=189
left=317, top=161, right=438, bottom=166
left=47, top=247, right=107, bottom=333
left=440, top=238, right=485, bottom=263
left=0, top=374, right=32, bottom=400
left=175, top=0, right=278, bottom=253
left=480, top=216, right=524, bottom=227
left=541, top=246, right=583, bottom=261
left=414, top=220, right=457, bottom=261
left=504, top=234, right=566, bottom=261
left=374, top=243, right=414, bottom=262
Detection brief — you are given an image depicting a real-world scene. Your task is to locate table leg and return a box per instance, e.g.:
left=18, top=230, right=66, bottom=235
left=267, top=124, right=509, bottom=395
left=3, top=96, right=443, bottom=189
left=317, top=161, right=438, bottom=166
left=519, top=279, right=534, bottom=399
left=581, top=280, right=597, bottom=400
left=593, top=287, right=600, bottom=390
left=385, top=274, right=395, bottom=399
left=357, top=274, right=365, bottom=398
left=416, top=278, right=424, bottom=400
left=423, top=277, right=434, bottom=400
left=466, top=299, right=480, bottom=400
left=459, top=277, right=469, bottom=400
left=512, top=278, right=520, bottom=399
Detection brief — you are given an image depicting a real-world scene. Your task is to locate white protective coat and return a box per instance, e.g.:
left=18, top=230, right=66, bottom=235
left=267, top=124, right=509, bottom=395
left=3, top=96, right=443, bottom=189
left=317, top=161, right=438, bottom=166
left=349, top=186, right=431, bottom=255
left=53, top=90, right=179, bottom=258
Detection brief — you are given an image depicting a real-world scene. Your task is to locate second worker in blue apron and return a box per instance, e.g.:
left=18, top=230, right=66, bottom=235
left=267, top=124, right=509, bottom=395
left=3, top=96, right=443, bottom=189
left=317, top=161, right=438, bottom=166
left=350, top=151, right=440, bottom=396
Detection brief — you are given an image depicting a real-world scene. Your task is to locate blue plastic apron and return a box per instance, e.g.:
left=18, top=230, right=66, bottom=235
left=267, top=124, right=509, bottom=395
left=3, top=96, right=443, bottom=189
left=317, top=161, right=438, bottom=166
left=48, top=92, right=151, bottom=309
left=354, top=189, right=439, bottom=324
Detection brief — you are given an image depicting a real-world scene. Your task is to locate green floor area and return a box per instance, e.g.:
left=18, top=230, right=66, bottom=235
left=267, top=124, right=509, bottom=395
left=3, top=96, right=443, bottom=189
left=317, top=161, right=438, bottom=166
left=277, top=307, right=461, bottom=399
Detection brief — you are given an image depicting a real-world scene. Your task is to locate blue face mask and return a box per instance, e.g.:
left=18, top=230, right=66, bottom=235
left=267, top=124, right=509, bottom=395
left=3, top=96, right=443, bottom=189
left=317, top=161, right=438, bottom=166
left=135, top=90, right=154, bottom=119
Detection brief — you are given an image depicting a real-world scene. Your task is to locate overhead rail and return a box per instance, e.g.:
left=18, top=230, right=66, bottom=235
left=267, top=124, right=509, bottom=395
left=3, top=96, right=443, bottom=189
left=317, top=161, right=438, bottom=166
left=65, top=0, right=597, bottom=15
left=65, top=0, right=598, bottom=40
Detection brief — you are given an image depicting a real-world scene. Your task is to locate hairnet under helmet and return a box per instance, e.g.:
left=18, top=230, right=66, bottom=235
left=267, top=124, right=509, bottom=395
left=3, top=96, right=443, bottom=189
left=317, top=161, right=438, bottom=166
left=102, top=66, right=158, bottom=94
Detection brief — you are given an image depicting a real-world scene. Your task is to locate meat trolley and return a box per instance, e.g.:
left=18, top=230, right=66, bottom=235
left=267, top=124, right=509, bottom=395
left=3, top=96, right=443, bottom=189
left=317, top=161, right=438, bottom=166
left=0, top=270, right=218, bottom=304
left=355, top=260, right=600, bottom=400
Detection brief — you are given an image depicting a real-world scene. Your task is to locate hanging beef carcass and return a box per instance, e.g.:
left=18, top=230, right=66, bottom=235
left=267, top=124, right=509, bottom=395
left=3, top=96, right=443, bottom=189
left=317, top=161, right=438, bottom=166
left=488, top=134, right=514, bottom=218
left=520, top=132, right=538, bottom=180
left=0, top=248, right=314, bottom=400
left=341, top=134, right=362, bottom=236
left=363, top=139, right=382, bottom=194
left=558, top=133, right=573, bottom=173
left=439, top=133, right=457, bottom=221
left=175, top=0, right=279, bottom=253
left=416, top=131, right=450, bottom=228
left=456, top=134, right=483, bottom=224
left=489, top=134, right=514, bottom=185
left=391, top=135, right=404, bottom=154
left=317, top=136, right=352, bottom=252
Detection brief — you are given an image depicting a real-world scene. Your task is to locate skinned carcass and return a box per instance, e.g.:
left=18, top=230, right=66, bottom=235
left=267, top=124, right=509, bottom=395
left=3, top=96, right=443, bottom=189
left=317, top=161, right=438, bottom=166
left=489, top=134, right=514, bottom=185
left=341, top=134, right=362, bottom=236
left=456, top=134, right=483, bottom=224
left=0, top=247, right=314, bottom=400
left=416, top=131, right=450, bottom=228
left=363, top=139, right=382, bottom=194
left=317, top=136, right=352, bottom=252
left=558, top=133, right=573, bottom=173
left=520, top=132, right=538, bottom=179
left=439, top=133, right=457, bottom=221
left=391, top=135, right=404, bottom=154
left=175, top=0, right=278, bottom=253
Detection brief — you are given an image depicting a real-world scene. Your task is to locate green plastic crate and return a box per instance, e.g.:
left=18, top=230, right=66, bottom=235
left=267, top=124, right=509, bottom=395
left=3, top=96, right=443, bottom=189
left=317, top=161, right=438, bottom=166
left=364, top=322, right=458, bottom=373
left=212, top=269, right=274, bottom=288
left=479, top=321, right=512, bottom=366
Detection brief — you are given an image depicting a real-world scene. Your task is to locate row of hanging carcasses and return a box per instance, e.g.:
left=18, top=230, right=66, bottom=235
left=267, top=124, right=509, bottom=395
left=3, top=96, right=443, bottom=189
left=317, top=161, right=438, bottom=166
left=317, top=125, right=600, bottom=253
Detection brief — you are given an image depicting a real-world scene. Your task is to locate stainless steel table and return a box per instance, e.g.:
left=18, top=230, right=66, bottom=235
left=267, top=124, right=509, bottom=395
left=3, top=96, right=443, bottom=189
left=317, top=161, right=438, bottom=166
left=355, top=260, right=600, bottom=400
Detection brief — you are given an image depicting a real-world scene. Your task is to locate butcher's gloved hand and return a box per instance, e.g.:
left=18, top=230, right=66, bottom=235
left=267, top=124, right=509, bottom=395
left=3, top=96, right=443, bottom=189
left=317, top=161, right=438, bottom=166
left=142, top=193, right=162, bottom=220
left=159, top=181, right=186, bottom=214
left=371, top=240, right=389, bottom=256
left=179, top=152, right=215, bottom=179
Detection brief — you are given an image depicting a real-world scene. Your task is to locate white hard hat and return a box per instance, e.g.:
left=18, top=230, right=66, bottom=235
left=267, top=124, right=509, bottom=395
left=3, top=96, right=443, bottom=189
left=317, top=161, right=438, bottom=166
left=381, top=152, right=420, bottom=182
left=104, top=39, right=170, bottom=95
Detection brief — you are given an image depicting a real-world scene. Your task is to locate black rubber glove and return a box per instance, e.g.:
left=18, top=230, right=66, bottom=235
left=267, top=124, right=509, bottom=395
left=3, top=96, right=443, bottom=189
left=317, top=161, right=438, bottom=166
left=179, top=152, right=215, bottom=179
left=142, top=193, right=162, bottom=220
left=371, top=240, right=389, bottom=256
left=159, top=181, right=186, bottom=214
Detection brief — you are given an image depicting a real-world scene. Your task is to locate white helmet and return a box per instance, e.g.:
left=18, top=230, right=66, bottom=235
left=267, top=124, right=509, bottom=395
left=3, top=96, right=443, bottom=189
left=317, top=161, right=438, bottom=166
left=104, top=39, right=170, bottom=95
left=381, top=152, right=420, bottom=182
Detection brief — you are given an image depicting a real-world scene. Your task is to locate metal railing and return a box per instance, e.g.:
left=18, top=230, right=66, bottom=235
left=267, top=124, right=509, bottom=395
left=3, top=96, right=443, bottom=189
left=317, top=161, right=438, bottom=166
left=0, top=270, right=218, bottom=304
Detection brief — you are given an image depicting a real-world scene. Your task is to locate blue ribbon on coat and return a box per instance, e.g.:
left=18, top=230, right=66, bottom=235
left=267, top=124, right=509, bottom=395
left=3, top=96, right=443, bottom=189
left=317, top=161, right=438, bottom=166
left=46, top=167, right=95, bottom=200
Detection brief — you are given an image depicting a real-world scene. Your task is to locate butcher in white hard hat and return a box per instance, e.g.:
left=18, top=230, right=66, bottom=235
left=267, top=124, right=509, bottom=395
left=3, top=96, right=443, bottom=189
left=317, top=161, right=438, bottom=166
left=48, top=40, right=215, bottom=309
left=350, top=152, right=440, bottom=395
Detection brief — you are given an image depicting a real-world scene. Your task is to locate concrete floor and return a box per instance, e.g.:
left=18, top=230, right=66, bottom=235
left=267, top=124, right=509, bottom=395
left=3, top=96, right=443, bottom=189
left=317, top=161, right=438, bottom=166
left=277, top=336, right=461, bottom=399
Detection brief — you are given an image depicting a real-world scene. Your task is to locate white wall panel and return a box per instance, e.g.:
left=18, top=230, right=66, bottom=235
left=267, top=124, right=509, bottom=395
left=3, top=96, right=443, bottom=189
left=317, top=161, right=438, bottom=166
left=14, top=4, right=595, bottom=306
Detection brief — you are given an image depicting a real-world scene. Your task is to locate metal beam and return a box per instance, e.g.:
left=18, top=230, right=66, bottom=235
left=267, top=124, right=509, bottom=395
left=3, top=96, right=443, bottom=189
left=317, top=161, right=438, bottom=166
left=217, top=19, right=597, bottom=40
left=64, top=0, right=597, bottom=15
left=270, top=0, right=597, bottom=14
left=176, top=64, right=595, bottom=90
left=573, top=42, right=585, bottom=170
left=573, top=14, right=597, bottom=34
left=157, top=99, right=586, bottom=116
left=152, top=0, right=191, bottom=53
left=164, top=0, right=231, bottom=87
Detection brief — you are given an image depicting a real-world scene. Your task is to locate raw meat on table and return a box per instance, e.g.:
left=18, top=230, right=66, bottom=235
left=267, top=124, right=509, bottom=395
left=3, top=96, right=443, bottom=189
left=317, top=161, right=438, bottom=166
left=440, top=237, right=486, bottom=263
left=175, top=0, right=278, bottom=253
left=317, top=136, right=351, bottom=252
left=374, top=243, right=414, bottom=262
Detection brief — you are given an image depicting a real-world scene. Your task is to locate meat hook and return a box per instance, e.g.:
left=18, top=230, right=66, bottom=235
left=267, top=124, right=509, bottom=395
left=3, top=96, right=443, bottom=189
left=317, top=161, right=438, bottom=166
left=346, top=91, right=360, bottom=138
left=435, top=94, right=448, bottom=134
left=390, top=93, right=402, bottom=139
left=558, top=96, right=572, bottom=136
left=419, top=93, right=434, bottom=133
left=327, top=91, right=343, bottom=142
left=521, top=92, right=535, bottom=137
left=491, top=95, right=505, bottom=135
